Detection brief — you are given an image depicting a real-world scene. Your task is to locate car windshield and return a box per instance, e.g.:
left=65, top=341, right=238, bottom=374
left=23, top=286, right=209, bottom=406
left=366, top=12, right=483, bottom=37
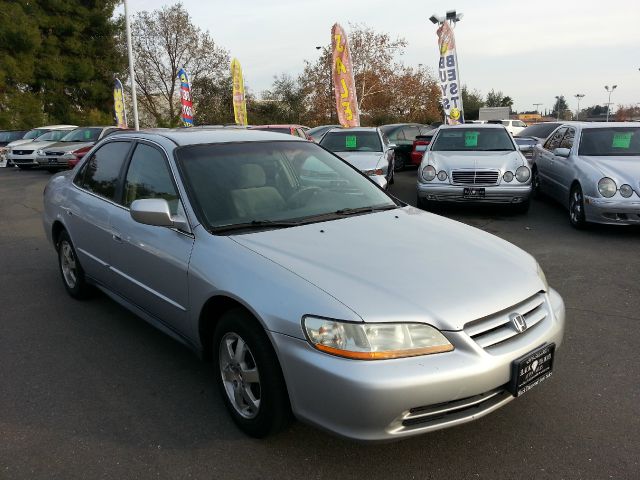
left=579, top=127, right=640, bottom=156
left=431, top=128, right=515, bottom=151
left=175, top=141, right=396, bottom=232
left=60, top=127, right=102, bottom=142
left=24, top=129, right=49, bottom=140
left=0, top=131, right=26, bottom=142
left=307, top=125, right=338, bottom=141
left=516, top=123, right=561, bottom=138
left=320, top=131, right=382, bottom=152
left=36, top=130, right=73, bottom=142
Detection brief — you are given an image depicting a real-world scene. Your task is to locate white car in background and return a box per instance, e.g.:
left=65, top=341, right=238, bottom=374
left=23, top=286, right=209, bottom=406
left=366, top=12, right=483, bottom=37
left=8, top=126, right=77, bottom=169
left=499, top=120, right=527, bottom=136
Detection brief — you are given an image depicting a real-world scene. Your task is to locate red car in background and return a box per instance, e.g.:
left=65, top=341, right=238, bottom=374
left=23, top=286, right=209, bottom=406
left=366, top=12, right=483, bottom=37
left=250, top=124, right=311, bottom=140
left=67, top=145, right=93, bottom=168
left=410, top=132, right=436, bottom=166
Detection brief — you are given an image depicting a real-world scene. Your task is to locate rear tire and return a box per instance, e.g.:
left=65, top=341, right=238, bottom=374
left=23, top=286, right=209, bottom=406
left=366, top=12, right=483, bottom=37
left=213, top=308, right=292, bottom=438
left=531, top=168, right=541, bottom=198
left=57, top=231, right=92, bottom=299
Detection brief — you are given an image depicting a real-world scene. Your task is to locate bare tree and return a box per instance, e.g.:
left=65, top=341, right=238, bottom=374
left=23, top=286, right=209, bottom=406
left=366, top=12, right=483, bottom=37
left=129, top=3, right=229, bottom=126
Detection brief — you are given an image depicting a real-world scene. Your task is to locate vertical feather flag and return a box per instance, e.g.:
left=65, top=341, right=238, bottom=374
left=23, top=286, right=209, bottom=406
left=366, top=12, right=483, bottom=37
left=231, top=58, right=248, bottom=126
left=436, top=22, right=464, bottom=124
left=113, top=78, right=127, bottom=128
left=178, top=68, right=194, bottom=127
left=331, top=23, right=360, bottom=127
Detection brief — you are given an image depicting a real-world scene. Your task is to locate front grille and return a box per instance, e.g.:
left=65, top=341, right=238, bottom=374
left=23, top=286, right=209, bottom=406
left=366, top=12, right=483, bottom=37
left=452, top=170, right=500, bottom=185
left=44, top=151, right=64, bottom=156
left=464, top=292, right=548, bottom=350
left=13, top=150, right=33, bottom=155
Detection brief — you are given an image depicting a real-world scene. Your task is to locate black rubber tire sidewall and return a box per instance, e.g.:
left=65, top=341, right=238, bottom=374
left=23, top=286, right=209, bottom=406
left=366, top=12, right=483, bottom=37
left=212, top=309, right=292, bottom=438
left=57, top=231, right=91, bottom=299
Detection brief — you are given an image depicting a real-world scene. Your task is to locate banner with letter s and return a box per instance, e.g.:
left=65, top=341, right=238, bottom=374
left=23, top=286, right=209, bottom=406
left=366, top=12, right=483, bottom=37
left=331, top=23, right=360, bottom=127
left=178, top=68, right=194, bottom=127
left=436, top=22, right=464, bottom=124
left=231, top=58, right=248, bottom=126
left=113, top=78, right=127, bottom=128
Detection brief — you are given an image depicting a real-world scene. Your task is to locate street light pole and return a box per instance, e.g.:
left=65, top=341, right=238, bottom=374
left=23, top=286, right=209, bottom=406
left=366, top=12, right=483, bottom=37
left=124, top=0, right=139, bottom=131
left=533, top=103, right=543, bottom=117
left=604, top=85, right=617, bottom=122
left=574, top=94, right=585, bottom=120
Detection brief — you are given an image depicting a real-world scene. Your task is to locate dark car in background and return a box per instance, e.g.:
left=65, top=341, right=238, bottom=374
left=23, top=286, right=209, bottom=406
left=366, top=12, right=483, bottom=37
left=250, top=124, right=310, bottom=140
left=380, top=123, right=432, bottom=171
left=514, top=122, right=564, bottom=160
left=36, top=126, right=124, bottom=171
left=306, top=124, right=341, bottom=142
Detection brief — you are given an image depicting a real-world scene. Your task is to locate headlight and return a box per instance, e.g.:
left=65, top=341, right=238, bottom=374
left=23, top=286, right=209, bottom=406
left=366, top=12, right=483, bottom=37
left=598, top=177, right=617, bottom=198
left=619, top=184, right=633, bottom=198
left=503, top=171, right=514, bottom=182
left=536, top=262, right=549, bottom=292
left=515, top=166, right=530, bottom=182
left=437, top=170, right=448, bottom=181
left=421, top=165, right=436, bottom=181
left=303, top=317, right=453, bottom=360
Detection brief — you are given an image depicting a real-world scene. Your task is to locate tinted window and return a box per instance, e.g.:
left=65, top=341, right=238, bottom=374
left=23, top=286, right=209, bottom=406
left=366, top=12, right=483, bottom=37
left=320, top=131, right=382, bottom=152
left=431, top=128, right=514, bottom=151
left=24, top=129, right=50, bottom=140
left=501, top=121, right=510, bottom=126
left=559, top=128, right=576, bottom=149
left=123, top=144, right=179, bottom=214
left=60, top=128, right=103, bottom=142
left=517, top=123, right=561, bottom=139
left=35, top=130, right=74, bottom=142
left=77, top=141, right=131, bottom=200
left=381, top=127, right=404, bottom=141
left=578, top=127, right=640, bottom=156
left=544, top=127, right=567, bottom=150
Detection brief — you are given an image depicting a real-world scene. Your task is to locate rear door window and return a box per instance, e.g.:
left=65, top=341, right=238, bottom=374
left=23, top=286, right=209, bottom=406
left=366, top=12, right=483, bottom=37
left=74, top=141, right=131, bottom=201
left=544, top=127, right=567, bottom=151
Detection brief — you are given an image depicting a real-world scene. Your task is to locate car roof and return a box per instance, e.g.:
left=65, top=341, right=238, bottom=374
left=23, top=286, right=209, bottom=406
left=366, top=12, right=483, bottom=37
left=571, top=121, right=640, bottom=129
left=249, top=124, right=305, bottom=129
left=325, top=127, right=380, bottom=133
left=36, top=125, right=78, bottom=129
left=439, top=123, right=506, bottom=129
left=108, top=128, right=308, bottom=146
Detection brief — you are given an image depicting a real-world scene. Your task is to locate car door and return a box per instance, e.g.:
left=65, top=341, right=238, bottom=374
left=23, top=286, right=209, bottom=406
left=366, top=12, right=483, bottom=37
left=536, top=127, right=566, bottom=200
left=109, top=141, right=195, bottom=332
left=66, top=140, right=133, bottom=284
left=547, top=127, right=577, bottom=203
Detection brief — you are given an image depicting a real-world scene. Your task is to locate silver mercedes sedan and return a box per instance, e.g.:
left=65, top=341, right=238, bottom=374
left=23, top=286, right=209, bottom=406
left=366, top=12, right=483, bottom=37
left=319, top=127, right=394, bottom=189
left=417, top=124, right=532, bottom=212
left=532, top=122, right=640, bottom=227
left=43, top=129, right=565, bottom=441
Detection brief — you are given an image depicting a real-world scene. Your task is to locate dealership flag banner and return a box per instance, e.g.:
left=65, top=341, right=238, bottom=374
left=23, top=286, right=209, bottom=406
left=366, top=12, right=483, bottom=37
left=331, top=23, right=360, bottom=127
left=436, top=21, right=464, bottom=124
left=231, top=58, right=248, bottom=126
left=113, top=78, right=127, bottom=128
left=178, top=68, right=194, bottom=127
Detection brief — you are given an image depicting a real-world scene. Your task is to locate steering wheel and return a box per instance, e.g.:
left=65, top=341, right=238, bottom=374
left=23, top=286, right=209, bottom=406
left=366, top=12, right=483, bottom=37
left=288, top=186, right=321, bottom=208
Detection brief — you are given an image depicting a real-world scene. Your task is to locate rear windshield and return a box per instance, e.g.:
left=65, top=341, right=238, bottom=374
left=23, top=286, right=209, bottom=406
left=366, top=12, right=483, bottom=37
left=579, top=127, right=640, bottom=156
left=516, top=123, right=561, bottom=139
left=320, top=131, right=382, bottom=152
left=431, top=128, right=515, bottom=152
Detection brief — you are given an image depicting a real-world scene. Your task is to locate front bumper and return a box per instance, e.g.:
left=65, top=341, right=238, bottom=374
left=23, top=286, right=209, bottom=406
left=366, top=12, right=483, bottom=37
left=417, top=182, right=531, bottom=204
left=8, top=154, right=38, bottom=166
left=585, top=196, right=640, bottom=225
left=36, top=156, right=69, bottom=167
left=273, top=288, right=565, bottom=441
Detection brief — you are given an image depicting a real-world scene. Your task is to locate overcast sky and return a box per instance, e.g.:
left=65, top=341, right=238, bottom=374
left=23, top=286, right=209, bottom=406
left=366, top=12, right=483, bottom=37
left=118, top=0, right=640, bottom=114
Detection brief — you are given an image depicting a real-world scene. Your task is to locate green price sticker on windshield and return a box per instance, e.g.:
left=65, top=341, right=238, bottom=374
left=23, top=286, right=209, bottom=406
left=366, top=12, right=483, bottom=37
left=465, top=131, right=479, bottom=147
left=345, top=135, right=357, bottom=148
left=612, top=132, right=632, bottom=149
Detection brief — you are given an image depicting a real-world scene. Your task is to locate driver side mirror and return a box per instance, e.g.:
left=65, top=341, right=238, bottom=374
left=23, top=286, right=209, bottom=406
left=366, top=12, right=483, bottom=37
left=553, top=147, right=570, bottom=158
left=130, top=198, right=191, bottom=233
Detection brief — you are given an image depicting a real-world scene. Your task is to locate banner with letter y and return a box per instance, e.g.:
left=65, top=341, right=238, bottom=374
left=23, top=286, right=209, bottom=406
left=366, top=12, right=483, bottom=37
left=113, top=78, right=128, bottom=128
left=436, top=21, right=464, bottom=124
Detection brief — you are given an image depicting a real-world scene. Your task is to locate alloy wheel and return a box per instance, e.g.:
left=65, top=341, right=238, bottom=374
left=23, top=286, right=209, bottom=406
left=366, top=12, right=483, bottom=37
left=219, top=332, right=261, bottom=419
left=60, top=240, right=78, bottom=289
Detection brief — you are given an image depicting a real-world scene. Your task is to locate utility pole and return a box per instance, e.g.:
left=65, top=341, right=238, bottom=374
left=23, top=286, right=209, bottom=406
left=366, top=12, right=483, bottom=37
left=574, top=94, right=585, bottom=120
left=604, top=85, right=617, bottom=122
left=124, top=0, right=139, bottom=130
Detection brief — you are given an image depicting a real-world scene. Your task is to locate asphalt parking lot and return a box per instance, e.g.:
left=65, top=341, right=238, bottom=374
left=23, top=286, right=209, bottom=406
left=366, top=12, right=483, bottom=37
left=1, top=166, right=639, bottom=480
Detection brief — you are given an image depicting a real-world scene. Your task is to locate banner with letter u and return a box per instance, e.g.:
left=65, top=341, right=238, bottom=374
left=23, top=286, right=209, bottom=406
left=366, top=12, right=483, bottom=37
left=231, top=58, right=248, bottom=126
left=436, top=22, right=464, bottom=124
left=113, top=78, right=127, bottom=128
left=331, top=23, right=360, bottom=127
left=178, top=68, right=194, bottom=127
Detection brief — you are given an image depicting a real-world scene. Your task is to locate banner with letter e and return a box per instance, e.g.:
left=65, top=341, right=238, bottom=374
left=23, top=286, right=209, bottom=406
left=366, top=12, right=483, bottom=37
left=178, top=68, right=194, bottom=127
left=113, top=78, right=127, bottom=128
left=436, top=21, right=464, bottom=124
left=231, top=58, right=248, bottom=126
left=331, top=23, right=360, bottom=127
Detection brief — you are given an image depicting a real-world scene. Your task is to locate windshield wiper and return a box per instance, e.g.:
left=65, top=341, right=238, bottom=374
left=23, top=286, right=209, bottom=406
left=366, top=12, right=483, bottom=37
left=335, top=204, right=399, bottom=216
left=212, top=219, right=302, bottom=234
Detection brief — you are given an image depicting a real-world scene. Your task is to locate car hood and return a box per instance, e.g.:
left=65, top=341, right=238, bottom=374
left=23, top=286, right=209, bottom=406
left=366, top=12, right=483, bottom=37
left=232, top=208, right=543, bottom=331
left=579, top=156, right=640, bottom=183
left=7, top=139, right=35, bottom=148
left=428, top=150, right=524, bottom=171
left=43, top=141, right=94, bottom=153
left=12, top=140, right=60, bottom=151
left=334, top=151, right=384, bottom=171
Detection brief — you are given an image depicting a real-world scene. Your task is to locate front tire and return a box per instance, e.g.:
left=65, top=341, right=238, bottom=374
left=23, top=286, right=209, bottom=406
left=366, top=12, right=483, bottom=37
left=57, top=231, right=92, bottom=299
left=569, top=184, right=587, bottom=229
left=213, top=309, right=292, bottom=438
left=531, top=168, right=541, bottom=198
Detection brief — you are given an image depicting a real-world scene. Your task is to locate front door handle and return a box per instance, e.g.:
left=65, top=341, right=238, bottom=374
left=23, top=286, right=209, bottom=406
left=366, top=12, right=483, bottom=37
left=112, top=233, right=122, bottom=243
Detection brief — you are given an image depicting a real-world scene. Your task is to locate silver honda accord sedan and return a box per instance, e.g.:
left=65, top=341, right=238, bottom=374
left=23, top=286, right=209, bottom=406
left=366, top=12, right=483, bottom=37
left=417, top=124, right=532, bottom=212
left=43, top=129, right=565, bottom=441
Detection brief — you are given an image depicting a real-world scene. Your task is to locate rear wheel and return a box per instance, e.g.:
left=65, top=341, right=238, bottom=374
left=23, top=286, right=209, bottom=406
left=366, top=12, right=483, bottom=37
left=213, top=308, right=292, bottom=438
left=57, top=231, right=92, bottom=299
left=569, top=184, right=587, bottom=229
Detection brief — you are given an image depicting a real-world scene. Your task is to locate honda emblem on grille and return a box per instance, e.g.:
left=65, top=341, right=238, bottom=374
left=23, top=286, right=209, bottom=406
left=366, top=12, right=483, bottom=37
left=510, top=313, right=527, bottom=333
